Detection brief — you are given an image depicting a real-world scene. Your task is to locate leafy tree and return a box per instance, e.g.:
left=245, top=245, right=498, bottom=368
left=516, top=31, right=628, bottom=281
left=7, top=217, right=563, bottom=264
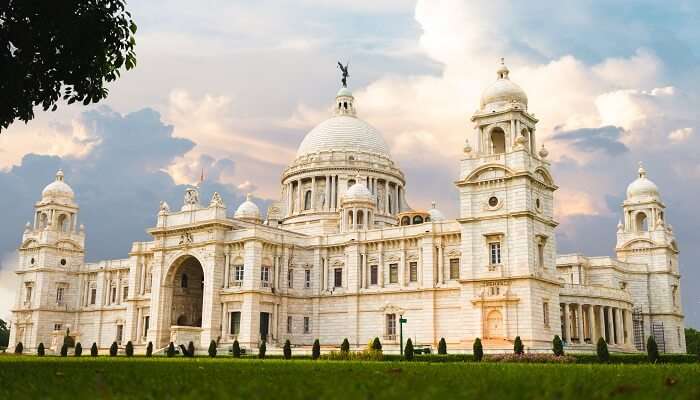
left=109, top=341, right=118, bottom=357
left=146, top=342, right=153, bottom=357
left=232, top=340, right=241, bottom=358
left=60, top=343, right=68, bottom=357
left=187, top=341, right=196, bottom=358
left=473, top=338, right=483, bottom=362
left=283, top=339, right=292, bottom=360
left=685, top=328, right=700, bottom=356
left=341, top=338, right=350, bottom=353
left=438, top=338, right=447, bottom=355
left=513, top=336, right=524, bottom=355
left=0, top=0, right=138, bottom=131
left=647, top=336, right=660, bottom=363
left=166, top=342, right=176, bottom=358
left=258, top=340, right=266, bottom=359
left=371, top=337, right=382, bottom=352
left=91, top=342, right=98, bottom=357
left=125, top=341, right=134, bottom=357
left=0, top=319, right=9, bottom=347
left=404, top=338, right=414, bottom=361
left=37, top=342, right=45, bottom=357
left=596, top=338, right=609, bottom=363
left=552, top=335, right=564, bottom=356
left=312, top=339, right=320, bottom=360
left=208, top=340, right=217, bottom=358
left=14, top=342, right=23, bottom=354
left=63, top=329, right=75, bottom=348
left=74, top=342, right=82, bottom=357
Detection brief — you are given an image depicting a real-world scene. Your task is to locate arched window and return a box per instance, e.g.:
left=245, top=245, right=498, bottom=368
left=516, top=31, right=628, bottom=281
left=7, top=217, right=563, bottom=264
left=412, top=216, right=424, bottom=224
left=181, top=273, right=188, bottom=288
left=521, top=128, right=531, bottom=152
left=635, top=212, right=648, bottom=232
left=304, top=190, right=312, bottom=210
left=39, top=213, right=49, bottom=229
left=388, top=194, right=393, bottom=214
left=347, top=210, right=354, bottom=228
left=57, top=214, right=69, bottom=232
left=401, top=216, right=410, bottom=226
left=356, top=210, right=364, bottom=229
left=347, top=179, right=356, bottom=188
left=490, top=127, right=506, bottom=154
left=343, top=101, right=348, bottom=110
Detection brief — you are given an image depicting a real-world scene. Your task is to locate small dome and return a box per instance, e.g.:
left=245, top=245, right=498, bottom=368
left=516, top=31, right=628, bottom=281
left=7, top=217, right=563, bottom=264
left=427, top=201, right=446, bottom=222
left=337, top=87, right=353, bottom=97
left=626, top=163, right=660, bottom=201
left=42, top=169, right=75, bottom=199
left=480, top=58, right=528, bottom=112
left=234, top=194, right=261, bottom=221
left=343, top=180, right=374, bottom=203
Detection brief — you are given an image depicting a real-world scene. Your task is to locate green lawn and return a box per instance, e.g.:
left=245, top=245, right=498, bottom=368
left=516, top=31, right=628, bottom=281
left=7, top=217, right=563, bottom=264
left=1, top=356, right=699, bottom=399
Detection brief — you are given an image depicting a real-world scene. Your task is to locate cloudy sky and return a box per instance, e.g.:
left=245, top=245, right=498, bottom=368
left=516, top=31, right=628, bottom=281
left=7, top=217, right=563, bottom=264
left=1, top=0, right=699, bottom=327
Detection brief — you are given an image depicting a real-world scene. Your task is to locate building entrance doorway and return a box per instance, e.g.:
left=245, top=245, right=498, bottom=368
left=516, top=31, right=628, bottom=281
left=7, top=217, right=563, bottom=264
left=260, top=312, right=270, bottom=342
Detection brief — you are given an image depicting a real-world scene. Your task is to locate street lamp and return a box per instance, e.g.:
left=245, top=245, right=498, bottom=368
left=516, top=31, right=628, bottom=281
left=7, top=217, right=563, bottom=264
left=399, top=315, right=407, bottom=356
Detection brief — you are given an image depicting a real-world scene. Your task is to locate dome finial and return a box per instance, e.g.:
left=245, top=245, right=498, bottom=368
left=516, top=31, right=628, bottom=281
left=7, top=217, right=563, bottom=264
left=497, top=57, right=509, bottom=79
left=431, top=200, right=436, bottom=209
left=638, top=161, right=647, bottom=178
left=56, top=169, right=64, bottom=182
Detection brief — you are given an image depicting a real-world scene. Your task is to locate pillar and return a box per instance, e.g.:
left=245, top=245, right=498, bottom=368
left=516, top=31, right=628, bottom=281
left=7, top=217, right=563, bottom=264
left=385, top=181, right=390, bottom=214
left=437, top=243, right=444, bottom=285
left=224, top=251, right=230, bottom=288
left=297, top=179, right=302, bottom=213
left=606, top=307, right=614, bottom=344
left=576, top=303, right=584, bottom=343
left=598, top=306, right=606, bottom=343
left=562, top=303, right=570, bottom=342
left=325, top=176, right=331, bottom=211
left=590, top=305, right=598, bottom=343
left=378, top=242, right=384, bottom=288
left=616, top=308, right=624, bottom=345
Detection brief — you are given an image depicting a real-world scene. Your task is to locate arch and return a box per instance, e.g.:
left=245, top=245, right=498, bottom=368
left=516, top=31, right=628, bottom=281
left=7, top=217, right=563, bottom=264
left=57, top=214, right=70, bottom=232
left=388, top=193, right=393, bottom=214
left=464, top=164, right=516, bottom=184
left=401, top=216, right=410, bottom=226
left=490, top=127, right=506, bottom=154
left=38, top=213, right=49, bottom=229
left=635, top=212, right=649, bottom=232
left=485, top=309, right=504, bottom=338
left=347, top=179, right=356, bottom=188
left=164, top=255, right=205, bottom=329
left=356, top=210, right=364, bottom=229
left=413, top=215, right=424, bottom=224
left=347, top=210, right=354, bottom=229
left=304, top=190, right=312, bottom=210
left=176, top=314, right=188, bottom=325
left=533, top=167, right=555, bottom=186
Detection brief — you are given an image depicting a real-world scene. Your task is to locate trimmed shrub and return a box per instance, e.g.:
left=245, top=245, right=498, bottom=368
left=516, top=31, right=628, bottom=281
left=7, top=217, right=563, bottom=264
left=125, top=341, right=134, bottom=357
left=552, top=335, right=564, bottom=356
left=14, top=342, right=23, bottom=354
left=258, top=340, right=266, bottom=359
left=283, top=340, right=292, bottom=360
left=487, top=353, right=576, bottom=363
left=74, top=342, right=82, bottom=357
left=166, top=342, right=176, bottom=358
left=208, top=340, right=217, bottom=358
left=109, top=342, right=118, bottom=357
left=232, top=340, right=241, bottom=358
left=187, top=341, right=196, bottom=358
left=37, top=342, right=45, bottom=357
left=91, top=342, right=98, bottom=357
left=146, top=342, right=153, bottom=357
left=404, top=338, right=414, bottom=361
left=312, top=339, right=320, bottom=360
left=473, top=338, right=483, bottom=362
left=647, top=336, right=660, bottom=363
left=63, top=332, right=75, bottom=348
left=513, top=336, right=524, bottom=355
left=60, top=343, right=68, bottom=357
left=438, top=338, right=447, bottom=355
left=596, top=338, right=609, bottom=363
left=371, top=337, right=382, bottom=352
left=341, top=338, right=350, bottom=353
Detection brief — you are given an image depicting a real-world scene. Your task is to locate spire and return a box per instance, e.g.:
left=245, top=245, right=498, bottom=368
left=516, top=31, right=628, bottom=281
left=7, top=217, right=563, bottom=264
left=497, top=57, right=510, bottom=79
left=638, top=161, right=647, bottom=178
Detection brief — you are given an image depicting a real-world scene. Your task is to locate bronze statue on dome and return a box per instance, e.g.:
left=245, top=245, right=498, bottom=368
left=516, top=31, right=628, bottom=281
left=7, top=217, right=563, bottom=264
left=337, top=61, right=349, bottom=87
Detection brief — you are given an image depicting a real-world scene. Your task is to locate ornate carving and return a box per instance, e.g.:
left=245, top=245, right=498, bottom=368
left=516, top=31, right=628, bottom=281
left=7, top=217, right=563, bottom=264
left=179, top=232, right=194, bottom=245
left=209, top=192, right=225, bottom=208
left=159, top=201, right=170, bottom=214
left=184, top=187, right=199, bottom=206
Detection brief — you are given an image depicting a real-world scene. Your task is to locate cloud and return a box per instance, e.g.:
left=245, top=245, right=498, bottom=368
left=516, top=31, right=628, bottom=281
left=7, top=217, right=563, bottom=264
left=669, top=127, right=693, bottom=143
left=551, top=126, right=629, bottom=156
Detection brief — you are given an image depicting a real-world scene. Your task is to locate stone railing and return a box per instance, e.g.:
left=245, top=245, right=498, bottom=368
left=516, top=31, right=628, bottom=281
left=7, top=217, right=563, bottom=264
left=169, top=326, right=202, bottom=347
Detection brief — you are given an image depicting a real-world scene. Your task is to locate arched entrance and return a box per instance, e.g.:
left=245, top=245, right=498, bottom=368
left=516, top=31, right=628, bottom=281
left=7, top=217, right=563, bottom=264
left=485, top=310, right=504, bottom=339
left=164, top=255, right=205, bottom=347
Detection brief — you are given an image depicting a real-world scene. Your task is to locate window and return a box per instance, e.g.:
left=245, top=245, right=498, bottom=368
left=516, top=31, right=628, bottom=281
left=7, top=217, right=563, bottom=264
left=488, top=196, right=499, bottom=207
left=56, top=287, right=64, bottom=305
left=304, top=190, right=312, bottom=210
left=409, top=262, right=418, bottom=282
left=412, top=215, right=424, bottom=224
left=122, top=286, right=129, bottom=302
left=490, top=128, right=505, bottom=154
left=386, top=314, right=396, bottom=337
left=24, top=284, right=33, bottom=305
left=488, top=286, right=500, bottom=296
left=288, top=269, right=294, bottom=288
left=54, top=323, right=62, bottom=331
left=111, top=286, right=117, bottom=303
left=234, top=265, right=244, bottom=285
left=230, top=311, right=241, bottom=335
left=672, top=285, right=678, bottom=306
left=143, top=316, right=150, bottom=338
left=304, top=317, right=310, bottom=334
left=489, top=242, right=501, bottom=265
left=305, top=269, right=311, bottom=288
left=181, top=273, right=188, bottom=288
left=287, top=316, right=292, bottom=333
left=334, top=268, right=343, bottom=288
left=389, top=264, right=398, bottom=284
left=370, top=265, right=378, bottom=285
left=261, top=266, right=270, bottom=287
left=543, top=302, right=550, bottom=326
left=60, top=258, right=67, bottom=266
left=401, top=216, right=410, bottom=226
left=449, top=258, right=460, bottom=280
left=90, top=288, right=97, bottom=305
left=538, top=243, right=545, bottom=269
left=116, top=324, right=123, bottom=344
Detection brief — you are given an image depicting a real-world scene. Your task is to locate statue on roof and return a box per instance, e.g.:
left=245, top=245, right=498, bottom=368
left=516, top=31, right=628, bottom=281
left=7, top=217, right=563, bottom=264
left=337, top=61, right=349, bottom=87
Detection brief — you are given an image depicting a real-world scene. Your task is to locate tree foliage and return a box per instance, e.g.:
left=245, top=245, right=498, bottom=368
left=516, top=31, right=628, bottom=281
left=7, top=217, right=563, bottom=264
left=552, top=335, right=564, bottom=356
left=166, top=342, right=176, bottom=358
left=91, top=342, right=98, bottom=357
left=232, top=340, right=241, bottom=358
left=60, top=343, right=68, bottom=357
left=14, top=342, right=23, bottom=354
left=0, top=319, right=9, bottom=348
left=208, top=340, right=217, bottom=358
left=37, top=342, right=45, bottom=357
left=473, top=338, right=483, bottom=362
left=341, top=338, right=350, bottom=353
left=686, top=328, right=700, bottom=357
left=283, top=340, right=292, bottom=360
left=404, top=338, right=414, bottom=361
left=0, top=0, right=138, bottom=131
left=258, top=340, right=266, bottom=359
left=513, top=336, right=524, bottom=355
left=146, top=342, right=153, bottom=357
left=596, top=338, right=609, bottom=363
left=74, top=342, right=82, bottom=357
left=125, top=341, right=134, bottom=357
left=647, top=336, right=660, bottom=363
left=312, top=339, right=320, bottom=360
left=438, top=338, right=447, bottom=355
left=371, top=337, right=382, bottom=352
left=109, top=341, right=118, bottom=356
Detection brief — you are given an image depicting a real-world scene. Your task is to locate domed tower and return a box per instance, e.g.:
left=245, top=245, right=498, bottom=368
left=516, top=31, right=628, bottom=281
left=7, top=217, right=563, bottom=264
left=456, top=59, right=559, bottom=349
left=339, top=178, right=376, bottom=232
left=234, top=194, right=262, bottom=224
left=616, top=163, right=685, bottom=352
left=10, top=170, right=85, bottom=350
left=280, top=79, right=407, bottom=235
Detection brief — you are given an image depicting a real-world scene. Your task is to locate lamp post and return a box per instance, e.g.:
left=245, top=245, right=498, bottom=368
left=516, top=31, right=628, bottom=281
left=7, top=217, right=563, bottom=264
left=399, top=315, right=407, bottom=356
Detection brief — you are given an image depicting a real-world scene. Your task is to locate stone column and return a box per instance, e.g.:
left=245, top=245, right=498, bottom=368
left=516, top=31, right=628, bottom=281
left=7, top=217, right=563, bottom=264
left=590, top=305, right=598, bottom=343
left=287, top=183, right=292, bottom=216
left=394, top=184, right=399, bottom=213
left=562, top=303, right=570, bottom=342
left=378, top=242, right=385, bottom=288
left=598, top=306, right=606, bottom=343
left=325, top=176, right=331, bottom=211
left=576, top=304, right=584, bottom=343
left=399, top=241, right=406, bottom=287
left=311, top=176, right=316, bottom=210
left=385, top=181, right=390, bottom=214
left=418, top=241, right=424, bottom=288
left=297, top=179, right=303, bottom=212
left=323, top=253, right=329, bottom=291
left=437, top=242, right=444, bottom=285
left=223, top=251, right=230, bottom=289
left=200, top=250, right=225, bottom=347
left=616, top=308, right=624, bottom=344
left=606, top=307, right=614, bottom=344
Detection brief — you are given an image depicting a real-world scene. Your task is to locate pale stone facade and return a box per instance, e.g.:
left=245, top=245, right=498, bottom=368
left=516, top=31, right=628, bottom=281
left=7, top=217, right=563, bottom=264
left=9, top=60, right=686, bottom=354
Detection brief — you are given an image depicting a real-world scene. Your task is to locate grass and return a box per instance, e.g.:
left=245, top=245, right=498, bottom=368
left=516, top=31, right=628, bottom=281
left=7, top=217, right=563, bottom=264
left=1, top=355, right=699, bottom=399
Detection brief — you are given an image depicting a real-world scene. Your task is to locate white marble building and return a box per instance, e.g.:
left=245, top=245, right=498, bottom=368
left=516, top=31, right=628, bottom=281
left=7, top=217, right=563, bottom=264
left=9, top=61, right=686, bottom=354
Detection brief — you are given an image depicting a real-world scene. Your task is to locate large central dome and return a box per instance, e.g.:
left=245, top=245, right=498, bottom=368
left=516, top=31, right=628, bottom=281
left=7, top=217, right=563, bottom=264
left=296, top=88, right=391, bottom=158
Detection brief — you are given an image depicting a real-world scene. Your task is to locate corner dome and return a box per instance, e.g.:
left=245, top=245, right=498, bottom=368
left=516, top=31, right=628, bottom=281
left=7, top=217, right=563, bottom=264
left=480, top=59, right=528, bottom=112
left=234, top=194, right=261, bottom=221
left=343, top=181, right=374, bottom=203
left=42, top=170, right=75, bottom=200
left=427, top=201, right=446, bottom=222
left=626, top=163, right=660, bottom=201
